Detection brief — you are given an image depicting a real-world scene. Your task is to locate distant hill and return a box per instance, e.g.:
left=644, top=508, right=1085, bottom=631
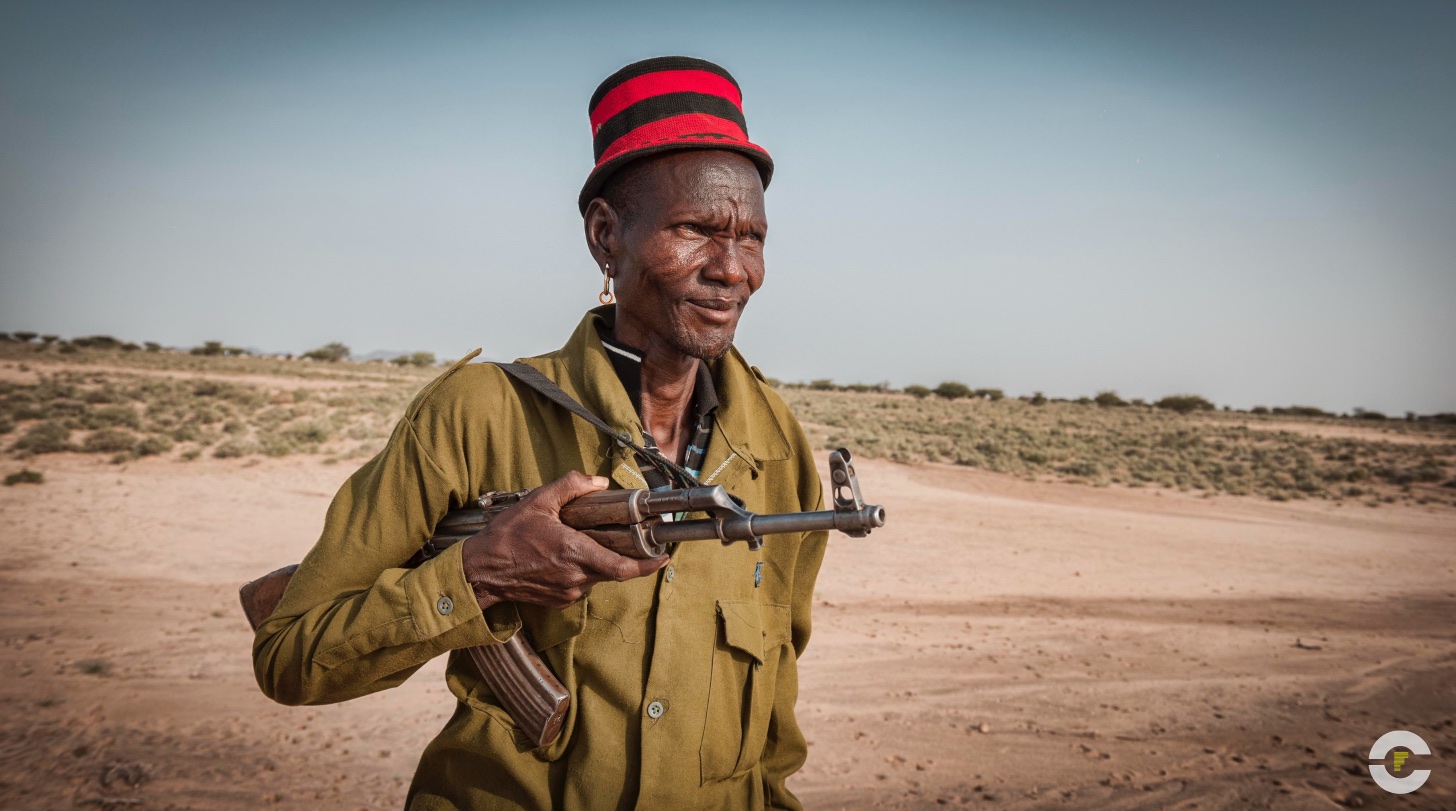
left=354, top=350, right=421, bottom=363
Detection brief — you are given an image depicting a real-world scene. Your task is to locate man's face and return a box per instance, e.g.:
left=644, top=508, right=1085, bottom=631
left=604, top=150, right=767, bottom=361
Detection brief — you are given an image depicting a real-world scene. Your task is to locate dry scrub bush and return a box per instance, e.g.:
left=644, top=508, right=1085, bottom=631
left=780, top=388, right=1456, bottom=504
left=4, top=344, right=1452, bottom=507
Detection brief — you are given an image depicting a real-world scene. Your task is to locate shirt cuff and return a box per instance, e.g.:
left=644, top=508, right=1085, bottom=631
left=405, top=540, right=521, bottom=644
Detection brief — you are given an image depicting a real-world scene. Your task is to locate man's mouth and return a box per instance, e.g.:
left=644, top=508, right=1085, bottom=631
left=685, top=298, right=740, bottom=324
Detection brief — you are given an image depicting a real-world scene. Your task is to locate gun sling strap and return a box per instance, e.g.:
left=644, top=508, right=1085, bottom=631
left=496, top=362, right=703, bottom=489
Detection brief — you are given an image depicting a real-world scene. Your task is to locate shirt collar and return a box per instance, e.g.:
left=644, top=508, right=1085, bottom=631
left=597, top=321, right=719, bottom=426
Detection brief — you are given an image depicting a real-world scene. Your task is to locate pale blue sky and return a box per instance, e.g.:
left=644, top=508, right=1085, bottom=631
left=2, top=1, right=1453, bottom=414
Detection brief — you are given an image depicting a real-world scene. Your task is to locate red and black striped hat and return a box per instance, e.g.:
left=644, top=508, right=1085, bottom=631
left=579, top=56, right=774, bottom=214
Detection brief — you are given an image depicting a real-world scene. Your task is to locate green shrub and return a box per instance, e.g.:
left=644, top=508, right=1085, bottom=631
left=1250, top=406, right=1269, bottom=415
left=80, top=404, right=140, bottom=430
left=83, top=428, right=138, bottom=454
left=137, top=435, right=173, bottom=456
left=69, top=335, right=118, bottom=350
left=4, top=468, right=43, bottom=486
left=1154, top=394, right=1215, bottom=414
left=1273, top=405, right=1328, bottom=418
left=1094, top=391, right=1126, bottom=407
left=934, top=381, right=973, bottom=399
left=904, top=385, right=931, bottom=399
left=213, top=440, right=254, bottom=458
left=170, top=423, right=205, bottom=443
left=1057, top=460, right=1103, bottom=478
left=82, top=388, right=124, bottom=404
left=973, top=388, right=1005, bottom=401
left=303, top=342, right=350, bottom=362
left=12, top=421, right=72, bottom=455
left=282, top=420, right=332, bottom=444
left=1353, top=408, right=1387, bottom=420
left=1029, top=392, right=1047, bottom=406
left=809, top=379, right=837, bottom=391
left=191, top=341, right=225, bottom=356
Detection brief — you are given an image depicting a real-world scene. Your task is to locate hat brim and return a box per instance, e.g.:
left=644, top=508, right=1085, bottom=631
left=577, top=141, right=774, bottom=215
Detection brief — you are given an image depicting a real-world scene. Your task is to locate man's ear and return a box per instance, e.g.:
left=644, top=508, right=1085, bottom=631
left=583, top=198, right=620, bottom=273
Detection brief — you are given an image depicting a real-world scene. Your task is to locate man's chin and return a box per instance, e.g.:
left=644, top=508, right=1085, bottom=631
left=672, top=328, right=735, bottom=362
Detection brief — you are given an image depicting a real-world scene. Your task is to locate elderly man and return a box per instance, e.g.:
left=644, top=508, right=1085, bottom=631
left=253, top=56, right=826, bottom=810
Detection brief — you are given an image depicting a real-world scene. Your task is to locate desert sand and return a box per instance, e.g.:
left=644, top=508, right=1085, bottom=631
left=1, top=447, right=1453, bottom=810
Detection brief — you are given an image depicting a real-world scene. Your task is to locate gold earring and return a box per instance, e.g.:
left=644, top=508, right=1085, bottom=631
left=599, top=264, right=614, bottom=305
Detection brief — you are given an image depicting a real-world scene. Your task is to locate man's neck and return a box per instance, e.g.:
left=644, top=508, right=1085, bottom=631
left=609, top=319, right=699, bottom=462
left=636, top=342, right=697, bottom=464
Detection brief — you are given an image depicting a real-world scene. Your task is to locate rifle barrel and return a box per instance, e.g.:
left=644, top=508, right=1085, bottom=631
left=650, top=505, right=885, bottom=545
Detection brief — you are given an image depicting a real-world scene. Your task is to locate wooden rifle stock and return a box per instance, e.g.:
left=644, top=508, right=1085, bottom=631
left=240, top=449, right=885, bottom=749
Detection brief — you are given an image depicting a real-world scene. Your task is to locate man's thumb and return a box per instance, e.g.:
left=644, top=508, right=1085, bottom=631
left=532, top=471, right=610, bottom=512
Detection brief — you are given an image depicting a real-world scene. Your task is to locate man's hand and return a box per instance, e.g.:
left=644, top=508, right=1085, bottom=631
left=460, top=471, right=669, bottom=611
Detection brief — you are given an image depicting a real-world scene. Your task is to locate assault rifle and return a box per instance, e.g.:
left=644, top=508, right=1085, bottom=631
left=241, top=448, right=885, bottom=747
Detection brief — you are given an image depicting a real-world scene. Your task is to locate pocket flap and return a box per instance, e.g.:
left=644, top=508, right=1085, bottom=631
left=520, top=599, right=588, bottom=652
left=716, top=600, right=764, bottom=663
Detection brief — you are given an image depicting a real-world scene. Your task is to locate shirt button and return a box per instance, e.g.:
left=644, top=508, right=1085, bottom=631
left=436, top=596, right=454, bottom=615
left=664, top=566, right=675, bottom=583
left=646, top=700, right=665, bottom=719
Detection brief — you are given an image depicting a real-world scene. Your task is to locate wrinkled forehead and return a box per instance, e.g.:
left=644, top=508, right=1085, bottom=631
left=643, top=151, right=767, bottom=220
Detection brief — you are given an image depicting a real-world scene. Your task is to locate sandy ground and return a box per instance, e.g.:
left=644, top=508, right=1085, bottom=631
left=1, top=450, right=1452, bottom=810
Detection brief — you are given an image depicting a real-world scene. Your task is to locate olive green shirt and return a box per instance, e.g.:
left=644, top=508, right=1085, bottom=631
left=252, top=308, right=828, bottom=810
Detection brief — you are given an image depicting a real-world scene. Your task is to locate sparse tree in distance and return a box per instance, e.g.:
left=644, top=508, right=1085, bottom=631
left=303, top=342, right=350, bottom=363
left=391, top=351, right=438, bottom=367
left=1094, top=390, right=1127, bottom=407
left=1154, top=394, right=1215, bottom=414
left=904, top=385, right=931, bottom=399
left=13, top=331, right=37, bottom=343
left=934, top=381, right=973, bottom=400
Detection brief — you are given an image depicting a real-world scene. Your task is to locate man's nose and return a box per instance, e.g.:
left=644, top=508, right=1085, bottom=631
left=702, top=238, right=748, bottom=287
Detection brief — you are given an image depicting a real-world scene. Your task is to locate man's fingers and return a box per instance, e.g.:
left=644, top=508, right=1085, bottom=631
left=573, top=538, right=668, bottom=583
left=528, top=471, right=610, bottom=513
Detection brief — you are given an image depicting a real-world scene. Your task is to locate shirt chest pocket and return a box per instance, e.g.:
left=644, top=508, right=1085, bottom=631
left=699, top=598, right=794, bottom=784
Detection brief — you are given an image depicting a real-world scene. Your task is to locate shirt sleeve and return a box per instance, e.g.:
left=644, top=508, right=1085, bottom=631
left=759, top=424, right=830, bottom=809
left=252, top=389, right=521, bottom=707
